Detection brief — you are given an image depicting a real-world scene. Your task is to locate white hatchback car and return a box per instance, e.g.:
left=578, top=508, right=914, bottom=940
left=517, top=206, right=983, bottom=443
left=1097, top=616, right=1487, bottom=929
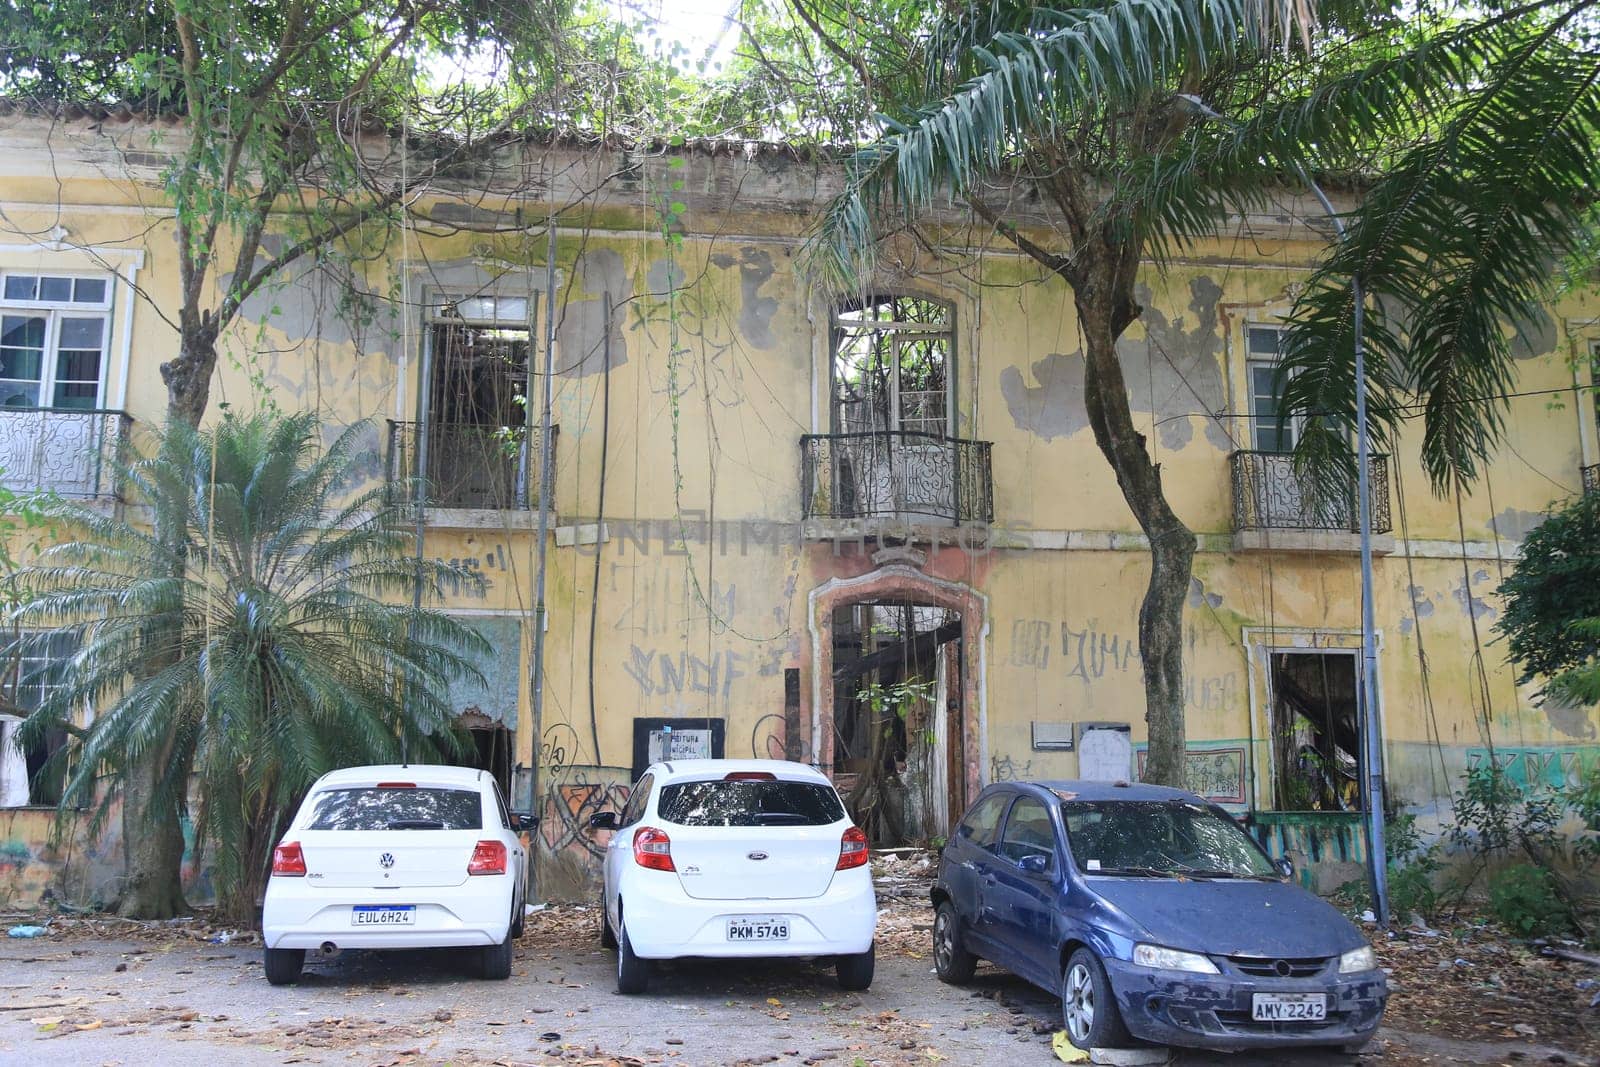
left=262, top=765, right=529, bottom=985
left=590, top=759, right=877, bottom=994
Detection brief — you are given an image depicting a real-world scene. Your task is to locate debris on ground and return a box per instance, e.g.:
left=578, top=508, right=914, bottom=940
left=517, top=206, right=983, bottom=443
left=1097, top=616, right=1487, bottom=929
left=1374, top=919, right=1600, bottom=1058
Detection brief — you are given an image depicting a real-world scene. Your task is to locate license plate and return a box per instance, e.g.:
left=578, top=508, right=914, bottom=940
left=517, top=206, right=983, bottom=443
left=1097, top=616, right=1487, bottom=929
left=1251, top=993, right=1327, bottom=1021
left=726, top=917, right=789, bottom=941
left=352, top=905, right=415, bottom=926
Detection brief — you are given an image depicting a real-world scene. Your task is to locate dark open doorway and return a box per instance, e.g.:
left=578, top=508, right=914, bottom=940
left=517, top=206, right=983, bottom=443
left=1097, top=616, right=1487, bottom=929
left=1269, top=651, right=1362, bottom=811
left=452, top=711, right=512, bottom=799
left=830, top=599, right=963, bottom=845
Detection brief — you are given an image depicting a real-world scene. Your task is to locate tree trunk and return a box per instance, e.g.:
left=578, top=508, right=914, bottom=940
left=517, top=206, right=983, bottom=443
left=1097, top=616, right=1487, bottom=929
left=1076, top=265, right=1196, bottom=789
left=111, top=327, right=217, bottom=917
left=117, top=752, right=189, bottom=918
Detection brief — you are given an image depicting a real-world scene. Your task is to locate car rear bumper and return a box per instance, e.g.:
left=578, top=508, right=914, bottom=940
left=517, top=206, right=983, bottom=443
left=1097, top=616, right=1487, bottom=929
left=262, top=877, right=514, bottom=951
left=1103, top=959, right=1387, bottom=1052
left=620, top=868, right=875, bottom=960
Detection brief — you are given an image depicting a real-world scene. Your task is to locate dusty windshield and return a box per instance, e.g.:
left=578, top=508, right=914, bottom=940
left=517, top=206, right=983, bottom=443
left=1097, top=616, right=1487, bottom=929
left=1059, top=800, right=1277, bottom=878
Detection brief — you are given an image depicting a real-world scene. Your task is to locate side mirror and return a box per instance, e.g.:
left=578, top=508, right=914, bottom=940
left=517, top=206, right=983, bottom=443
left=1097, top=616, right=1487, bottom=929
left=510, top=812, right=538, bottom=832
left=1019, top=853, right=1051, bottom=876
left=588, top=811, right=619, bottom=832
left=1276, top=857, right=1294, bottom=879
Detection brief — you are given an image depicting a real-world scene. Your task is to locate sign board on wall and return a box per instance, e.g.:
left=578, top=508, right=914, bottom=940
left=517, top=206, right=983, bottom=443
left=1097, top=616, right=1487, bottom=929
left=1077, top=722, right=1132, bottom=781
left=631, top=717, right=727, bottom=781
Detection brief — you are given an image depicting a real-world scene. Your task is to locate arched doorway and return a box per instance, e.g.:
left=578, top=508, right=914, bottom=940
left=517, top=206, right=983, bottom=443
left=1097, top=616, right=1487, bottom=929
left=808, top=565, right=987, bottom=840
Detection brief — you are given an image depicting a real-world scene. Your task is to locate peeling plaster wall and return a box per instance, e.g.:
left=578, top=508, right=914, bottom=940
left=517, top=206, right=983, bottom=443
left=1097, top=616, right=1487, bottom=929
left=0, top=119, right=1597, bottom=902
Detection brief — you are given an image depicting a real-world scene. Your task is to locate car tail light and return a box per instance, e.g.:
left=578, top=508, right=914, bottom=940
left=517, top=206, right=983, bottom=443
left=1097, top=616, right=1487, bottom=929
left=723, top=771, right=777, bottom=781
left=271, top=842, right=307, bottom=877
left=467, top=840, right=508, bottom=875
left=837, top=826, right=869, bottom=870
left=375, top=781, right=415, bottom=788
left=633, top=826, right=675, bottom=871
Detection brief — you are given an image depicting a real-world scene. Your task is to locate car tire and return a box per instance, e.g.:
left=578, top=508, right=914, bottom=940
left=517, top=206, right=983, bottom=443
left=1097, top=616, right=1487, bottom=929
left=263, top=947, right=304, bottom=986
left=932, top=901, right=977, bottom=985
left=1061, top=948, right=1130, bottom=1050
left=835, top=941, right=875, bottom=991
left=511, top=896, right=526, bottom=940
left=599, top=895, right=618, bottom=949
left=480, top=925, right=514, bottom=981
left=616, top=919, right=649, bottom=995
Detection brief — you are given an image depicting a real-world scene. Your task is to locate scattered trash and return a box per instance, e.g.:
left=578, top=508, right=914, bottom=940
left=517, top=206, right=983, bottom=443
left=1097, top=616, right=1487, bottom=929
left=207, top=931, right=233, bottom=944
left=539, top=1031, right=562, bottom=1042
left=1455, top=957, right=1473, bottom=967
left=1511, top=1023, right=1538, bottom=1037
left=1360, top=909, right=1376, bottom=923
left=525, top=903, right=547, bottom=915
left=7, top=925, right=48, bottom=938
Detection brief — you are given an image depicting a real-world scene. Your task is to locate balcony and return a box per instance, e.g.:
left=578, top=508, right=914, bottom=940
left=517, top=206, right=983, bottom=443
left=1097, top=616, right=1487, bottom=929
left=1229, top=450, right=1393, bottom=554
left=801, top=431, right=993, bottom=531
left=386, top=420, right=556, bottom=519
left=1584, top=463, right=1598, bottom=496
left=0, top=407, right=129, bottom=500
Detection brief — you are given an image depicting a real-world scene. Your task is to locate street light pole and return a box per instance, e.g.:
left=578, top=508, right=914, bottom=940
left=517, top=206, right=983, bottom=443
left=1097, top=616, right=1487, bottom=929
left=1175, top=95, right=1390, bottom=923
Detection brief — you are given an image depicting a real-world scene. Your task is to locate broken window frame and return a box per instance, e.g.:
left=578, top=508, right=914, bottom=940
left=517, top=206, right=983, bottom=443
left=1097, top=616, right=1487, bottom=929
left=416, top=291, right=538, bottom=509
left=829, top=294, right=955, bottom=439
left=0, top=628, right=81, bottom=807
left=1266, top=649, right=1364, bottom=813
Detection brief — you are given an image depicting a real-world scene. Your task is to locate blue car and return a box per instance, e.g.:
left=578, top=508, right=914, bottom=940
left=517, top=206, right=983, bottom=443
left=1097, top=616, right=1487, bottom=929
left=932, top=780, right=1387, bottom=1053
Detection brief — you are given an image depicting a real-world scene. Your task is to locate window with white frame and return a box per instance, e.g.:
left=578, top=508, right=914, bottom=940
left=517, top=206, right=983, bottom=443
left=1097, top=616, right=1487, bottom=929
left=0, top=272, right=113, bottom=410
left=1246, top=325, right=1298, bottom=452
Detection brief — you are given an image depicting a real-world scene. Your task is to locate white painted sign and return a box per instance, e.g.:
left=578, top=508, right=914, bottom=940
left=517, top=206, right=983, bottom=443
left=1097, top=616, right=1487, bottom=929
left=1078, top=726, right=1133, bottom=782
left=648, top=727, right=714, bottom=764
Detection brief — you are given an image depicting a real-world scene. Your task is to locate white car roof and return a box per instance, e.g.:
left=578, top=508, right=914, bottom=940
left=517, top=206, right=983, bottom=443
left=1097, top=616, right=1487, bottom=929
left=310, top=764, right=492, bottom=791
left=645, top=758, right=831, bottom=785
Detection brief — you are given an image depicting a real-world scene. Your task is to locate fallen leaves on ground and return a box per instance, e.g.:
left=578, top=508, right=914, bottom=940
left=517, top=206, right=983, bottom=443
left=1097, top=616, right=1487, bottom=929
left=1374, top=918, right=1599, bottom=1059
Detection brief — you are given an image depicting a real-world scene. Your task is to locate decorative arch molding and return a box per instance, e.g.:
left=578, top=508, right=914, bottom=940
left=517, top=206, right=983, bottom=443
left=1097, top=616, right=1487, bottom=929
left=806, top=564, right=989, bottom=808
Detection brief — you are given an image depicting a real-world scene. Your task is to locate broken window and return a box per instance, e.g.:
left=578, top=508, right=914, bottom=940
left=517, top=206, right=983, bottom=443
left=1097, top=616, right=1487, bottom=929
left=1268, top=651, right=1362, bottom=812
left=419, top=296, right=533, bottom=508
left=831, top=295, right=951, bottom=437
left=0, top=629, right=79, bottom=806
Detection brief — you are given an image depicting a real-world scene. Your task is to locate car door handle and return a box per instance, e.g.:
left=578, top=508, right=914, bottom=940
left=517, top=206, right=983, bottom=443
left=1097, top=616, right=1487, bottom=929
left=981, top=873, right=997, bottom=887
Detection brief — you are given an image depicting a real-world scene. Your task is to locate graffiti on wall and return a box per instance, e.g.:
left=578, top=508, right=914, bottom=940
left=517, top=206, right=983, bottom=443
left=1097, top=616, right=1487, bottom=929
left=1465, top=746, right=1600, bottom=792
left=990, top=754, right=1036, bottom=782
left=1135, top=742, right=1247, bottom=805
left=539, top=766, right=631, bottom=861
left=749, top=712, right=813, bottom=764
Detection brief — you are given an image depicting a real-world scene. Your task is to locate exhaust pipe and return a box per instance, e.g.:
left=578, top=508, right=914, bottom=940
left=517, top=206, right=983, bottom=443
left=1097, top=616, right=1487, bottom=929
left=318, top=941, right=341, bottom=958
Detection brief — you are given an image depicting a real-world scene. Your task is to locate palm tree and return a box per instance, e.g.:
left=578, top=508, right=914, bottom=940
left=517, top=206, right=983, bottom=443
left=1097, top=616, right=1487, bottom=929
left=804, top=0, right=1340, bottom=784
left=12, top=411, right=489, bottom=921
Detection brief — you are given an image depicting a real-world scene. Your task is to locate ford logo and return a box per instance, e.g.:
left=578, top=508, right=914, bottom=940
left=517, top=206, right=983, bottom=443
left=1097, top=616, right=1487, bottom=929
left=746, top=851, right=768, bottom=861
left=379, top=852, right=395, bottom=869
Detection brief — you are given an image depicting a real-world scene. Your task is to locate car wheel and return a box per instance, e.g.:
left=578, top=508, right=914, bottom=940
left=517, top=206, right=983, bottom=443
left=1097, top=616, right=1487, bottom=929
left=511, top=896, right=526, bottom=940
left=835, top=941, right=875, bottom=991
left=599, top=894, right=618, bottom=949
left=1061, top=948, right=1130, bottom=1050
left=263, top=947, right=304, bottom=986
left=616, top=918, right=649, bottom=995
left=932, top=902, right=977, bottom=985
left=480, top=924, right=514, bottom=980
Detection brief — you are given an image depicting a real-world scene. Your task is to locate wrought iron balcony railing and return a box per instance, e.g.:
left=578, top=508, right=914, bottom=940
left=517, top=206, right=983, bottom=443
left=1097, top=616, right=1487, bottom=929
left=1230, top=450, right=1392, bottom=534
left=0, top=407, right=130, bottom=499
left=386, top=420, right=556, bottom=511
left=1583, top=462, right=1599, bottom=497
left=801, top=431, right=994, bottom=525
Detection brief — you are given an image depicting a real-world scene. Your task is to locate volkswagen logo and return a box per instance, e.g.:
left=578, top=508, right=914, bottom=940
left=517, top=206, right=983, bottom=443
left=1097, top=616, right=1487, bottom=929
left=746, top=851, right=768, bottom=861
left=379, top=852, right=395, bottom=869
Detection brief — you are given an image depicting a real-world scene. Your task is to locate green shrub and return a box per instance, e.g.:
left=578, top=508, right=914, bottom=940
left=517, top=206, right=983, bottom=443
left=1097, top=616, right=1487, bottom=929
left=1487, top=863, right=1569, bottom=937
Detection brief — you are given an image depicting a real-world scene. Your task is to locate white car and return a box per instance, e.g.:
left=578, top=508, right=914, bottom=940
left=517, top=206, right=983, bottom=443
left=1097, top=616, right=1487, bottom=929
left=262, top=765, right=530, bottom=985
left=590, top=758, right=877, bottom=994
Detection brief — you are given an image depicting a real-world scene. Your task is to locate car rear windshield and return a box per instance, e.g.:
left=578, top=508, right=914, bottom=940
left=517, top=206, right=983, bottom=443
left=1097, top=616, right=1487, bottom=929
left=658, top=780, right=846, bottom=827
left=303, top=787, right=483, bottom=831
left=1059, top=799, right=1277, bottom=878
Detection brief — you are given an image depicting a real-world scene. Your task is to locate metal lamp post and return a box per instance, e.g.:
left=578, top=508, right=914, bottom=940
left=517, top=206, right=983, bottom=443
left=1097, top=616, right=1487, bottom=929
left=1176, top=95, right=1390, bottom=923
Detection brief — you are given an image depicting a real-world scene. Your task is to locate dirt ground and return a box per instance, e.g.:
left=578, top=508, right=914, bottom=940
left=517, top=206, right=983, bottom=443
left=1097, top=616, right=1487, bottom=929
left=1, top=901, right=1596, bottom=1067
